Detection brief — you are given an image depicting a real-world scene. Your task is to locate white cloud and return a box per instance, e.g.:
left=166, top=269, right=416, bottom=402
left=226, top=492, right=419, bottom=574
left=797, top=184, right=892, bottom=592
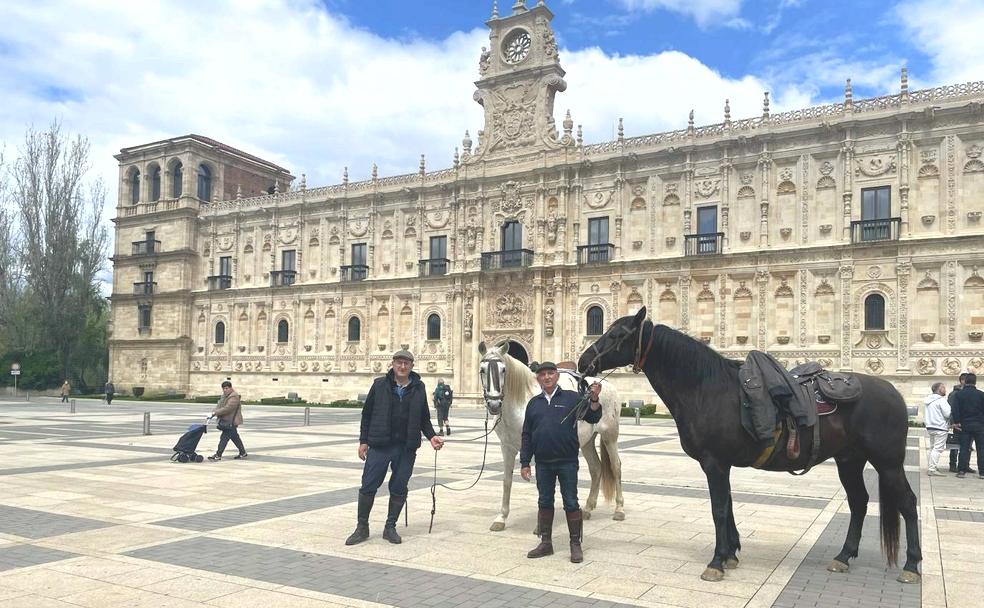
left=896, top=0, right=984, bottom=86
left=614, top=0, right=746, bottom=29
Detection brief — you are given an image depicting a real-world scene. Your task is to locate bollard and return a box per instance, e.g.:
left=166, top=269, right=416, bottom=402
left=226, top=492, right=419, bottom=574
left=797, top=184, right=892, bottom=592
left=143, top=411, right=151, bottom=435
left=635, top=409, right=641, bottom=426
left=70, top=399, right=76, bottom=414
left=304, top=406, right=311, bottom=426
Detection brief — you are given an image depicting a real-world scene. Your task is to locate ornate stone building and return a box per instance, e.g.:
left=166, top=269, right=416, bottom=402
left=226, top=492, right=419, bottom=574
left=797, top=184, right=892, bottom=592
left=110, top=1, right=984, bottom=405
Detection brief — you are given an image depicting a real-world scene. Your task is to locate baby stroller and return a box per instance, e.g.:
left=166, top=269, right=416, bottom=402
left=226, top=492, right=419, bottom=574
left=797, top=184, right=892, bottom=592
left=171, top=422, right=208, bottom=463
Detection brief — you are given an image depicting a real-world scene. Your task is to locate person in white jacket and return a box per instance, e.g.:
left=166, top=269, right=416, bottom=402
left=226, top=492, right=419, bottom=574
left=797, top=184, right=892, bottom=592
left=925, top=382, right=951, bottom=476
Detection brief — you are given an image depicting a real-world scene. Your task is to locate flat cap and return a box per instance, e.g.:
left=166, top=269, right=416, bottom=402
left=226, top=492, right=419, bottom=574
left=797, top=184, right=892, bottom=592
left=536, top=361, right=558, bottom=372
left=392, top=349, right=415, bottom=362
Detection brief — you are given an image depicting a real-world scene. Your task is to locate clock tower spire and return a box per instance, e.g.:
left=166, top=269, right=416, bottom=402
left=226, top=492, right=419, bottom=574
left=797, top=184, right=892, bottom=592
left=467, top=0, right=571, bottom=162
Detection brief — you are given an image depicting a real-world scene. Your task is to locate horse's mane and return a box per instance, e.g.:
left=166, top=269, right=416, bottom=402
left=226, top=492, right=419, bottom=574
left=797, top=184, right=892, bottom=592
left=501, top=351, right=541, bottom=406
left=651, top=323, right=741, bottom=382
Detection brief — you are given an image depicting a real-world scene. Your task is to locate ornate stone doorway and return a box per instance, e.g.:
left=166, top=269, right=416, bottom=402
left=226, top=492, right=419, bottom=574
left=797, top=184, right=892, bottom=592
left=505, top=340, right=529, bottom=365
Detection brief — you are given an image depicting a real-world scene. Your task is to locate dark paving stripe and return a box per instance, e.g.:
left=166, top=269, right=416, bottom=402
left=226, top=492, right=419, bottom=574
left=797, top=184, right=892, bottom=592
left=934, top=508, right=984, bottom=523
left=0, top=456, right=163, bottom=477
left=127, top=537, right=636, bottom=608
left=0, top=505, right=113, bottom=539
left=618, top=481, right=830, bottom=509
left=614, top=436, right=674, bottom=449
left=154, top=475, right=447, bottom=531
left=770, top=514, right=920, bottom=608
left=0, top=544, right=79, bottom=572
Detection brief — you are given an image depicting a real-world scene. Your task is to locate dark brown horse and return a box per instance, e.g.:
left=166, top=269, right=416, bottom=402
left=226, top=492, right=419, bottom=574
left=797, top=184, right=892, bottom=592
left=578, top=307, right=920, bottom=583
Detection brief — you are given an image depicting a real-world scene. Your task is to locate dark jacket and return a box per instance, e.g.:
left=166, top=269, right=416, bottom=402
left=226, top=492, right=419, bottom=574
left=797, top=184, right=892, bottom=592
left=520, top=387, right=601, bottom=467
left=360, top=370, right=436, bottom=450
left=947, top=385, right=962, bottom=407
left=952, top=385, right=984, bottom=429
left=434, top=383, right=453, bottom=407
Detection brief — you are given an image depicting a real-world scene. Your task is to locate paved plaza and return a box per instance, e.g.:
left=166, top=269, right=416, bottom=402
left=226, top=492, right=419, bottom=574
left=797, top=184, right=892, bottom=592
left=0, top=397, right=980, bottom=608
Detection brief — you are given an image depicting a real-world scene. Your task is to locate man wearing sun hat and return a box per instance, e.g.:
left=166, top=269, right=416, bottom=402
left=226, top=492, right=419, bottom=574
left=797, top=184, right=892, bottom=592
left=346, top=350, right=444, bottom=546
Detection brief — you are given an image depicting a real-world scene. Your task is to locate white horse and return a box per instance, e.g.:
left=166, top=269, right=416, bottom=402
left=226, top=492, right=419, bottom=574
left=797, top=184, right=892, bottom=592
left=478, top=341, right=625, bottom=531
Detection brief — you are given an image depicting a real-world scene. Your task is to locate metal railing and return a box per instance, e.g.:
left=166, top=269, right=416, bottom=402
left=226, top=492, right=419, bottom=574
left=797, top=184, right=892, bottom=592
left=684, top=232, right=724, bottom=256
left=481, top=249, right=534, bottom=271
left=270, top=269, right=297, bottom=287
left=418, top=258, right=450, bottom=277
left=132, top=281, right=157, bottom=295
left=577, top=243, right=614, bottom=264
left=851, top=217, right=901, bottom=243
left=207, top=275, right=232, bottom=290
left=131, top=240, right=161, bottom=255
left=339, top=265, right=369, bottom=282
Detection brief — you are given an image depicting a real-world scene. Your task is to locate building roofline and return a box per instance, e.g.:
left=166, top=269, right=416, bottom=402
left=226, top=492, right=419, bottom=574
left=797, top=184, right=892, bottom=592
left=116, top=134, right=293, bottom=175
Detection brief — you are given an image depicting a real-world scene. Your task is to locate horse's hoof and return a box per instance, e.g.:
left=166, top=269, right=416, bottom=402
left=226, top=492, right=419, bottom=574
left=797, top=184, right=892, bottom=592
left=612, top=511, right=625, bottom=521
left=582, top=510, right=592, bottom=520
left=897, top=570, right=921, bottom=584
left=700, top=567, right=724, bottom=582
left=723, top=558, right=739, bottom=569
left=827, top=559, right=850, bottom=573
left=490, top=522, right=505, bottom=532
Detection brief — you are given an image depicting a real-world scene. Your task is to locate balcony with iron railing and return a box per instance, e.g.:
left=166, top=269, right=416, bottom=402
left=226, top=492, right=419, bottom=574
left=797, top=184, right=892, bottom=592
left=270, top=270, right=297, bottom=287
left=418, top=258, right=450, bottom=277
left=340, top=265, right=369, bottom=282
left=851, top=217, right=901, bottom=243
left=481, top=249, right=534, bottom=271
left=207, top=275, right=233, bottom=290
left=132, top=281, right=157, bottom=295
left=131, top=240, right=161, bottom=255
left=577, top=244, right=614, bottom=264
left=684, top=232, right=725, bottom=256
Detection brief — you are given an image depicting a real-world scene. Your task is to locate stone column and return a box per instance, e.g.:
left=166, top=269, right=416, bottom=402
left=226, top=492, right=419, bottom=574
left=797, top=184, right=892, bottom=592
left=839, top=264, right=854, bottom=370
left=896, top=260, right=911, bottom=373
left=758, top=152, right=772, bottom=247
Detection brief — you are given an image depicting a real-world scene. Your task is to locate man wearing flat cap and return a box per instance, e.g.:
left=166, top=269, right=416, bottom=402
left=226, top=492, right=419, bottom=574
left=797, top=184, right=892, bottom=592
left=520, top=361, right=602, bottom=563
left=346, top=350, right=444, bottom=546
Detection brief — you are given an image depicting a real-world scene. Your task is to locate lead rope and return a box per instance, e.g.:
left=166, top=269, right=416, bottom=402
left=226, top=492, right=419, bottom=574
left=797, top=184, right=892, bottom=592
left=428, top=410, right=501, bottom=533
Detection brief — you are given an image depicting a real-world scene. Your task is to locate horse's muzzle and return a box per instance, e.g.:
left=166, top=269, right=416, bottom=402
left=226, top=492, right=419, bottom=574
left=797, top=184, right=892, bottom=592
left=485, top=399, right=503, bottom=416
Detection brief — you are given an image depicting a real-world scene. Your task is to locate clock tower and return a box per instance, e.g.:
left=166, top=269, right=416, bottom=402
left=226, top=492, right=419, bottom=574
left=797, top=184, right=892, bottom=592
left=466, top=1, right=572, bottom=162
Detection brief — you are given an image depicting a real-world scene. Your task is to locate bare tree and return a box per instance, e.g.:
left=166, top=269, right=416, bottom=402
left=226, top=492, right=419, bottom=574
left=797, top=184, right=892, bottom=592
left=9, top=122, right=109, bottom=380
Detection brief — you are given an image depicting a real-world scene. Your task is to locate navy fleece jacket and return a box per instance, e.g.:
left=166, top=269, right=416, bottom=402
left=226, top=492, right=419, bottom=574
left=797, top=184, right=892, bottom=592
left=520, top=387, right=601, bottom=467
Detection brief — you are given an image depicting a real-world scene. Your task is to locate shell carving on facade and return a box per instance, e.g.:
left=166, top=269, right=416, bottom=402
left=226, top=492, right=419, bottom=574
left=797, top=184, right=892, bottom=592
left=855, top=156, right=897, bottom=177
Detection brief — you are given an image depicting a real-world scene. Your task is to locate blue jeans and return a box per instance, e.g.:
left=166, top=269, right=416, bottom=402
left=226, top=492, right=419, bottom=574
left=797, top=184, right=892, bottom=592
left=360, top=444, right=417, bottom=497
left=535, top=461, right=580, bottom=512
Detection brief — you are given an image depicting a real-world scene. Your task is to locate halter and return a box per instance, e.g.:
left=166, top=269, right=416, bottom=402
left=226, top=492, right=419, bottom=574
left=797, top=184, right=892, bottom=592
left=479, top=352, right=507, bottom=415
left=585, top=318, right=655, bottom=375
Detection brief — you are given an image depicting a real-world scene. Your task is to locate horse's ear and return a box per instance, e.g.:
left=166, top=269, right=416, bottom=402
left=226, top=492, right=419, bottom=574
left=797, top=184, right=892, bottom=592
left=478, top=341, right=488, bottom=355
left=632, top=306, right=647, bottom=328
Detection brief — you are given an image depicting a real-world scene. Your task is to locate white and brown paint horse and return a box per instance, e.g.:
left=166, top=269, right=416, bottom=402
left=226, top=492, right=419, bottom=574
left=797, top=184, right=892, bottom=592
left=478, top=341, right=625, bottom=531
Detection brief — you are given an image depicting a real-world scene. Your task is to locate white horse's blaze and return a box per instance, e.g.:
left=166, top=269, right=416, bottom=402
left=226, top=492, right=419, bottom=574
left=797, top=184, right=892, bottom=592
left=478, top=342, right=626, bottom=531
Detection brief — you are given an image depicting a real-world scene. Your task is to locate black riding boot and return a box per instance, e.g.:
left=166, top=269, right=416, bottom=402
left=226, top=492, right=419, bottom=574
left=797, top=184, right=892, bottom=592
left=345, top=492, right=374, bottom=545
left=383, top=494, right=407, bottom=544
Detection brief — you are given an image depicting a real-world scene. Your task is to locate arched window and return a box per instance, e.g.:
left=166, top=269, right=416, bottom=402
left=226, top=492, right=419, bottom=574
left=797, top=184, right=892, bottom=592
left=214, top=321, right=225, bottom=344
left=348, top=317, right=361, bottom=341
left=171, top=162, right=183, bottom=197
left=130, top=170, right=140, bottom=205
left=150, top=167, right=161, bottom=201
left=197, top=163, right=212, bottom=201
left=864, top=294, right=885, bottom=330
left=427, top=313, right=441, bottom=340
left=277, top=319, right=289, bottom=343
left=586, top=306, right=605, bottom=336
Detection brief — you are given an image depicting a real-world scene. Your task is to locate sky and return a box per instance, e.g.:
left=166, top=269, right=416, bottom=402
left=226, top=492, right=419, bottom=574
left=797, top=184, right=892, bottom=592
left=1, top=0, right=983, bottom=222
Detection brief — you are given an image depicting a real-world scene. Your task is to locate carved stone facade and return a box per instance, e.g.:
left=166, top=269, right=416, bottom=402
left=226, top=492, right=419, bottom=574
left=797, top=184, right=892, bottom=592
left=109, top=2, right=984, bottom=405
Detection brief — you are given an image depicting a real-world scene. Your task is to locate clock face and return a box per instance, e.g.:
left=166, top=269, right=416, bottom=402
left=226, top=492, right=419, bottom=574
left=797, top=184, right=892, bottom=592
left=503, top=30, right=532, bottom=64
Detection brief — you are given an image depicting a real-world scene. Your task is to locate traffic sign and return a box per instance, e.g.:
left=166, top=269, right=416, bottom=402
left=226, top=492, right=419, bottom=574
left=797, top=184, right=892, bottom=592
left=10, top=363, right=20, bottom=376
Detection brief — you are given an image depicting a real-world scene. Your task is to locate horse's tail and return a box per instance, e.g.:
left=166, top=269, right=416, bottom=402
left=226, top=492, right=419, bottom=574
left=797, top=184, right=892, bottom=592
left=878, top=470, right=901, bottom=567
left=599, top=442, right=618, bottom=503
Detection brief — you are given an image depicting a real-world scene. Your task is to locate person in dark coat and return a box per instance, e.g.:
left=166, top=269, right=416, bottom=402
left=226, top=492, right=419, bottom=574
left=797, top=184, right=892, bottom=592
left=104, top=380, right=115, bottom=405
left=952, top=372, right=984, bottom=478
left=433, top=379, right=453, bottom=436
left=948, top=372, right=975, bottom=473
left=520, top=361, right=602, bottom=563
left=346, top=350, right=444, bottom=546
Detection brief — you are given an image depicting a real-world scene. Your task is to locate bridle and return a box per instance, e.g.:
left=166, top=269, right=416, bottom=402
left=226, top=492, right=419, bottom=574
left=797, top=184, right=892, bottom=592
left=584, top=317, right=655, bottom=375
left=479, top=351, right=507, bottom=415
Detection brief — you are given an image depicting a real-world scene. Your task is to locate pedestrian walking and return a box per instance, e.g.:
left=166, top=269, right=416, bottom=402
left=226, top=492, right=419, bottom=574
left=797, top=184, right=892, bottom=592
left=208, top=381, right=247, bottom=461
left=433, top=378, right=453, bottom=436
left=60, top=380, right=70, bottom=403
left=952, top=372, right=984, bottom=479
left=346, top=350, right=444, bottom=546
left=924, top=382, right=950, bottom=476
left=520, top=361, right=602, bottom=563
left=104, top=380, right=115, bottom=405
left=947, top=373, right=973, bottom=473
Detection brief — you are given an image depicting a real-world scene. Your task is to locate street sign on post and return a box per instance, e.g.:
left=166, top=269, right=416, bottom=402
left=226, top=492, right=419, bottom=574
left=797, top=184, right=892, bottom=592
left=10, top=363, right=21, bottom=397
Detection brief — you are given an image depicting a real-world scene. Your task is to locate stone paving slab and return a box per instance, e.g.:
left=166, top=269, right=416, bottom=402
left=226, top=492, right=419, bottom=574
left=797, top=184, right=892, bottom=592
left=0, top=505, right=113, bottom=539
left=933, top=508, right=984, bottom=523
left=0, top=545, right=78, bottom=572
left=126, top=537, right=639, bottom=608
